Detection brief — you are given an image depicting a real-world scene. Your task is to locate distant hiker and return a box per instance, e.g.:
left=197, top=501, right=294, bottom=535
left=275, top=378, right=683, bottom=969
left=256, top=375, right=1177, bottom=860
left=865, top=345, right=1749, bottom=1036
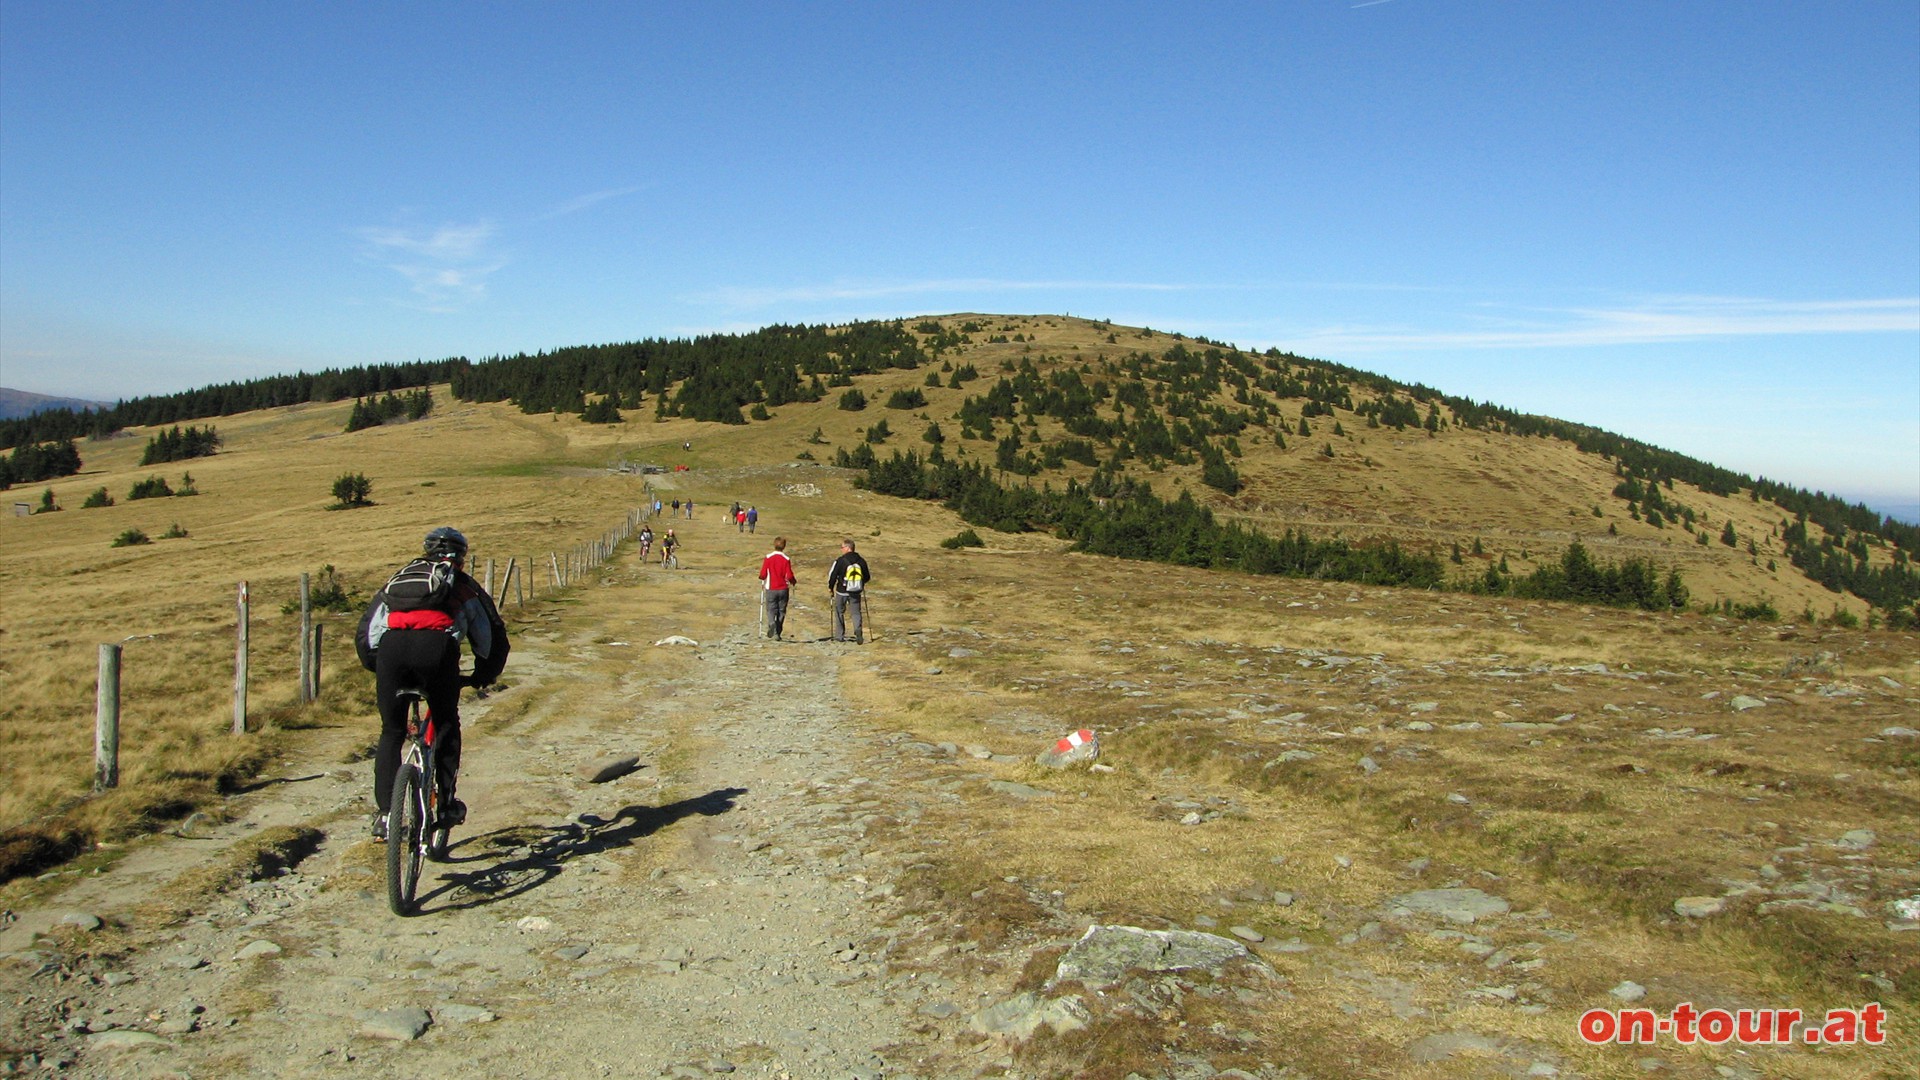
left=672, top=498, right=680, bottom=513
left=736, top=507, right=747, bottom=532
left=355, top=527, right=509, bottom=841
left=826, top=538, right=871, bottom=643
left=685, top=499, right=694, bottom=519
left=652, top=498, right=662, bottom=518
left=759, top=536, right=798, bottom=640
left=661, top=527, right=680, bottom=568
left=746, top=506, right=758, bottom=533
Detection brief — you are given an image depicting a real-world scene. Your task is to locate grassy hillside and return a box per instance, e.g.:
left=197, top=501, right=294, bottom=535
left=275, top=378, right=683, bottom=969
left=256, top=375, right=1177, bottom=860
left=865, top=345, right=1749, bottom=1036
left=3, top=327, right=1917, bottom=1077
left=0, top=314, right=1906, bottom=871
left=807, top=315, right=1901, bottom=622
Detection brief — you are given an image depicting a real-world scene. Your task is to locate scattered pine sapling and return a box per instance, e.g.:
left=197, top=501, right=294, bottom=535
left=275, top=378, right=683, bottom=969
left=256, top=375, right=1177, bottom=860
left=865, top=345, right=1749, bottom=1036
left=330, top=472, right=373, bottom=508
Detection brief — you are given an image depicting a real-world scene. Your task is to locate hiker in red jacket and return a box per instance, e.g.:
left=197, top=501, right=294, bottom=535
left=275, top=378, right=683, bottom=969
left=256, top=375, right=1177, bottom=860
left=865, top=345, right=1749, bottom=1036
left=758, top=536, right=797, bottom=640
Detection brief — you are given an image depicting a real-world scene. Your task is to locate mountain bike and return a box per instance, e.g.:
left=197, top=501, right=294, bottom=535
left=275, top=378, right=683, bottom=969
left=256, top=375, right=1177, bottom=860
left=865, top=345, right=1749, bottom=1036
left=661, top=545, right=680, bottom=569
left=386, top=688, right=452, bottom=916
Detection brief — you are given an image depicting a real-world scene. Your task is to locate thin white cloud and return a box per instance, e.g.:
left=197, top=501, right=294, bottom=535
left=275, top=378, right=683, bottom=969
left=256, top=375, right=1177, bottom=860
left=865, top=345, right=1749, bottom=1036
left=356, top=220, right=505, bottom=312
left=535, top=186, right=642, bottom=221
left=1289, top=296, right=1920, bottom=353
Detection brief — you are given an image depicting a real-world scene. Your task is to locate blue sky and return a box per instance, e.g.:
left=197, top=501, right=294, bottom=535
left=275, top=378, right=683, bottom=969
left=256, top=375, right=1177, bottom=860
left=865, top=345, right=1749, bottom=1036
left=3, top=2, right=1916, bottom=513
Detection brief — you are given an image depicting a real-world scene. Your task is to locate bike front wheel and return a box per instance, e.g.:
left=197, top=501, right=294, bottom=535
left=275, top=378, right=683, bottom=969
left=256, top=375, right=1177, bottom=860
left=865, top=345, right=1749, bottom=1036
left=386, top=765, right=426, bottom=915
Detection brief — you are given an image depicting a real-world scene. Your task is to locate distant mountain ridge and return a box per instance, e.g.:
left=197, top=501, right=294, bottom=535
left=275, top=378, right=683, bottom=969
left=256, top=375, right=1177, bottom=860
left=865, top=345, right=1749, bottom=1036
left=0, top=388, right=110, bottom=420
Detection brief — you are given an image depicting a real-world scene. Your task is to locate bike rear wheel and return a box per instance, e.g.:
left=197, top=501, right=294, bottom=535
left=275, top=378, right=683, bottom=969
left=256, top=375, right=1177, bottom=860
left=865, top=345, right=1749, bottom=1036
left=386, top=764, right=426, bottom=915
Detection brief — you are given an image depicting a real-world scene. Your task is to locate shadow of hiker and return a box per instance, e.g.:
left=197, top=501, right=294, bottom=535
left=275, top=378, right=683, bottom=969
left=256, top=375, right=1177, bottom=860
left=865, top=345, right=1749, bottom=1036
left=417, top=787, right=747, bottom=913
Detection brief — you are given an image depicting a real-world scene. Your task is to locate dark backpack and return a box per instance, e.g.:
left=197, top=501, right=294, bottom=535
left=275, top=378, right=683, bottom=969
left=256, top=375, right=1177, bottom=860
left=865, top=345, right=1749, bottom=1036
left=383, top=557, right=457, bottom=612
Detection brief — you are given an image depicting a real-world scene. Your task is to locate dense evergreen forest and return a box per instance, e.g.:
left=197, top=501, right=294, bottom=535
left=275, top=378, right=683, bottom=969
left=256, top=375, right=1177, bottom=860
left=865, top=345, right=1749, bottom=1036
left=2, top=317, right=1910, bottom=619
left=0, top=359, right=464, bottom=450
left=448, top=322, right=927, bottom=422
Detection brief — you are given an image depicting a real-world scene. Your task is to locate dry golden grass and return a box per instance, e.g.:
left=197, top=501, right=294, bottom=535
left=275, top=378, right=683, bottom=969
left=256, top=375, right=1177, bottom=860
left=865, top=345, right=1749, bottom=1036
left=832, top=516, right=1918, bottom=1076
left=0, top=391, right=671, bottom=876
left=3, top=314, right=1913, bottom=1076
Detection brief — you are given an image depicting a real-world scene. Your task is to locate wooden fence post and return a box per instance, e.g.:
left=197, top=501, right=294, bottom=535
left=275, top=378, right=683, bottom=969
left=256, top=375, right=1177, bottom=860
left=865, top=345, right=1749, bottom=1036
left=234, top=581, right=249, bottom=734
left=309, top=623, right=323, bottom=701
left=298, top=572, right=313, bottom=704
left=95, top=643, right=121, bottom=791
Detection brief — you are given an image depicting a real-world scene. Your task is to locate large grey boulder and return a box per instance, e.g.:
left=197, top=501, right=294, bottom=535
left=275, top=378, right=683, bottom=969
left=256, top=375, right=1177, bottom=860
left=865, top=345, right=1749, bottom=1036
left=1051, top=925, right=1254, bottom=988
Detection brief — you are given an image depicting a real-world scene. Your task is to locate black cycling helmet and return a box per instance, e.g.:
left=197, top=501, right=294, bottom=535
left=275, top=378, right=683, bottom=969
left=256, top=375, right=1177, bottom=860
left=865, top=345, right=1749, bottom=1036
left=423, top=526, right=469, bottom=561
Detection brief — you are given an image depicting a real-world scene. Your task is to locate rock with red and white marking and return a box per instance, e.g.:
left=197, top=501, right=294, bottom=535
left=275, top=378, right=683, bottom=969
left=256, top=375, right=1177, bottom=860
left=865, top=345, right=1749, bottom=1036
left=1036, top=728, right=1100, bottom=769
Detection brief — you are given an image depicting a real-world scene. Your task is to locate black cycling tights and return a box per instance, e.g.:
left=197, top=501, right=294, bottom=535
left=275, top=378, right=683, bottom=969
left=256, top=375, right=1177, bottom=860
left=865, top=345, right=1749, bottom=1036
left=373, top=629, right=464, bottom=812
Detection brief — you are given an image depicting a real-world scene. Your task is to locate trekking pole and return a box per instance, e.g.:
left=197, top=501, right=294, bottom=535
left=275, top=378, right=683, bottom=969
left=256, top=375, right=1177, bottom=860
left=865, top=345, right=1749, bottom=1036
left=864, top=593, right=876, bottom=642
left=757, top=587, right=766, bottom=637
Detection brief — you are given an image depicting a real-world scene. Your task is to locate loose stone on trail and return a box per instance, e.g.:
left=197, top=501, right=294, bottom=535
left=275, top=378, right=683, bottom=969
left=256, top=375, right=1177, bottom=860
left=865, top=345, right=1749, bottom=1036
left=358, top=1007, right=432, bottom=1042
left=1673, top=896, right=1725, bottom=918
left=986, top=780, right=1055, bottom=800
left=1389, top=888, right=1511, bottom=925
left=1051, top=925, right=1259, bottom=988
left=575, top=755, right=641, bottom=783
left=87, top=1030, right=169, bottom=1051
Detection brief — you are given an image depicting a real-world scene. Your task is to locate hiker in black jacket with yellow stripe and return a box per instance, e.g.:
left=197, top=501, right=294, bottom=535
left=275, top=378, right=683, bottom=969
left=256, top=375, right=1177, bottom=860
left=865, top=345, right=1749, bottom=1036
left=825, top=538, right=871, bottom=644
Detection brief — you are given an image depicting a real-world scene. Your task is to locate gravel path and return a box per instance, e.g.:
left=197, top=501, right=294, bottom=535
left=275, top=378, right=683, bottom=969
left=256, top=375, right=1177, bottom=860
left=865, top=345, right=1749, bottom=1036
left=1, top=570, right=952, bottom=1079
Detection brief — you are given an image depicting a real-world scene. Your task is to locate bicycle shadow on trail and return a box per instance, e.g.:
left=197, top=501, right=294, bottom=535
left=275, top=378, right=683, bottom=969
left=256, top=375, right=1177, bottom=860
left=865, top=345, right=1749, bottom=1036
left=416, top=787, right=746, bottom=914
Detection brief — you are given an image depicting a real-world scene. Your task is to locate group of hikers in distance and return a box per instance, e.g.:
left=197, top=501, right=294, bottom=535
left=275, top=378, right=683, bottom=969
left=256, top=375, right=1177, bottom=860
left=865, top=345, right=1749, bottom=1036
left=350, top=504, right=874, bottom=872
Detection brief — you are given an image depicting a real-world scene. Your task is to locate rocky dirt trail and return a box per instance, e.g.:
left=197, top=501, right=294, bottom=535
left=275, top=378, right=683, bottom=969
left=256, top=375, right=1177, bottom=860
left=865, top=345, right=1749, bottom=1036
left=0, top=548, right=978, bottom=1079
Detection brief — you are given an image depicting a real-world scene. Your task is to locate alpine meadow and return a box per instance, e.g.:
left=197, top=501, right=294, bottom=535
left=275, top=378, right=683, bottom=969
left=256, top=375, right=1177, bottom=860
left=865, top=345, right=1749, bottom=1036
left=1, top=314, right=1915, bottom=1080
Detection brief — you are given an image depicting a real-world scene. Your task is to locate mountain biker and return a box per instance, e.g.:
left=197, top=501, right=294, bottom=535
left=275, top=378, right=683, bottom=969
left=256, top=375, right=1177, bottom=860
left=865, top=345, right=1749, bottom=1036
left=638, top=524, right=654, bottom=559
left=660, top=527, right=680, bottom=567
left=355, top=527, right=510, bottom=840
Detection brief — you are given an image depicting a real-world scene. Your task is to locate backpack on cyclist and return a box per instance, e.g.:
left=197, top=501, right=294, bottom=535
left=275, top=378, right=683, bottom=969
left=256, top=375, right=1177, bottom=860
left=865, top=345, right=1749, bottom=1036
left=383, top=557, right=457, bottom=612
